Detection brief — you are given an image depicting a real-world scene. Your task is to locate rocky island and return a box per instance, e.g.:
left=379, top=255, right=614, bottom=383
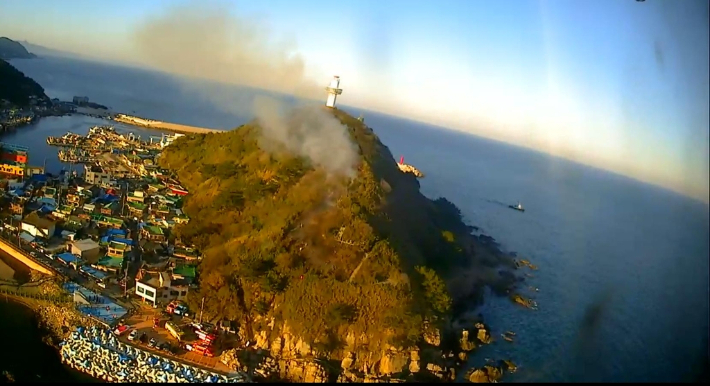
left=156, top=106, right=525, bottom=382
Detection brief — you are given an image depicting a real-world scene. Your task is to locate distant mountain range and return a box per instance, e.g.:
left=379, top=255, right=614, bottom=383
left=0, top=37, right=36, bottom=59
left=0, top=36, right=98, bottom=61
left=16, top=39, right=93, bottom=60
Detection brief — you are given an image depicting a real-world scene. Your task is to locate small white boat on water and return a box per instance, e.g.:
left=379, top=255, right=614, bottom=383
left=509, top=201, right=525, bottom=212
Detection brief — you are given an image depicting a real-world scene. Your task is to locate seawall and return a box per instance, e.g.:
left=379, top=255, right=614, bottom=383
left=113, top=115, right=222, bottom=135
left=61, top=326, right=251, bottom=383
left=0, top=238, right=55, bottom=276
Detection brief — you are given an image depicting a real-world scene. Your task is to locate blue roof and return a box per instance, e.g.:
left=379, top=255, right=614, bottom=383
left=80, top=266, right=108, bottom=281
left=30, top=174, right=48, bottom=182
left=106, top=228, right=126, bottom=236
left=56, top=252, right=79, bottom=264
left=111, top=237, right=133, bottom=246
left=38, top=197, right=56, bottom=206
left=100, top=194, right=119, bottom=202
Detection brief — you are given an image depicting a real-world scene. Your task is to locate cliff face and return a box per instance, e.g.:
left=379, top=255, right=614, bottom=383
left=0, top=37, right=36, bottom=60
left=0, top=58, right=51, bottom=107
left=158, top=107, right=519, bottom=382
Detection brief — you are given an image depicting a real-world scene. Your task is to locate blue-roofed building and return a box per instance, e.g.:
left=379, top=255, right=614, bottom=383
left=29, top=173, right=48, bottom=183
left=79, top=265, right=109, bottom=282
left=111, top=237, right=133, bottom=246
left=56, top=252, right=82, bottom=268
left=37, top=197, right=56, bottom=207
left=106, top=228, right=127, bottom=237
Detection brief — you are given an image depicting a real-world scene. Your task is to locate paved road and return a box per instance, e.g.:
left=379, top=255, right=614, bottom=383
left=0, top=230, right=137, bottom=312
left=120, top=311, right=232, bottom=373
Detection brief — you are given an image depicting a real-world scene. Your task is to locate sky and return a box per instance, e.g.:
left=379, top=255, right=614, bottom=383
left=1, top=0, right=708, bottom=203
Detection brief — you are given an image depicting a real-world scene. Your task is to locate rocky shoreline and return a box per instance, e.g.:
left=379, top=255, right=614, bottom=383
left=210, top=236, right=539, bottom=384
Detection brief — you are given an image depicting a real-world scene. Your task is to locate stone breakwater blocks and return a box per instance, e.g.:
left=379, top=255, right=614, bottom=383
left=60, top=326, right=250, bottom=383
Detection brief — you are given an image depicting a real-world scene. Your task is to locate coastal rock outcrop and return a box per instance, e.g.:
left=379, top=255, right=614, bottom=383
left=159, top=110, right=525, bottom=384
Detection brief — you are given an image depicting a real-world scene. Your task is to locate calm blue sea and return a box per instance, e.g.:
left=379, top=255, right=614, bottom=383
left=5, top=56, right=709, bottom=383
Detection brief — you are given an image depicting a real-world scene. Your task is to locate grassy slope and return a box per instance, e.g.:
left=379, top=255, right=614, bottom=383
left=158, top=108, right=500, bottom=353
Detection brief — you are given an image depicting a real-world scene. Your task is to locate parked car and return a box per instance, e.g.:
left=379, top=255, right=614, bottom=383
left=128, top=330, right=138, bottom=341
left=148, top=338, right=157, bottom=348
left=113, top=325, right=130, bottom=336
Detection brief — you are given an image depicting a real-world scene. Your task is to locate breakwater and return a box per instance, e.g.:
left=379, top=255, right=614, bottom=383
left=113, top=114, right=221, bottom=135
left=61, top=326, right=251, bottom=383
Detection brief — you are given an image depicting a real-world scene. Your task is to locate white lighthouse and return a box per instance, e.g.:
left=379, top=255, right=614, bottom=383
left=325, top=76, right=343, bottom=108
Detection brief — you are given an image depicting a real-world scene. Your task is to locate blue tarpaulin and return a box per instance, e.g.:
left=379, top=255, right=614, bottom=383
left=106, top=228, right=127, bottom=237
left=29, top=174, right=48, bottom=183
left=19, top=232, right=34, bottom=243
left=80, top=266, right=108, bottom=281
left=56, top=252, right=79, bottom=265
left=100, top=194, right=119, bottom=201
left=38, top=197, right=56, bottom=206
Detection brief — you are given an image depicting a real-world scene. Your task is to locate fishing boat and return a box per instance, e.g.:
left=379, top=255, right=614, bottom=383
left=502, top=331, right=516, bottom=342
left=508, top=201, right=525, bottom=212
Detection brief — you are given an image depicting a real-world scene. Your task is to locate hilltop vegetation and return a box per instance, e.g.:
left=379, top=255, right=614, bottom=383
left=0, top=58, right=50, bottom=107
left=158, top=108, right=482, bottom=352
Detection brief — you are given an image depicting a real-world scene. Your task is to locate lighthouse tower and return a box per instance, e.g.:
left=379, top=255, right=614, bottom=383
left=325, top=76, right=343, bottom=108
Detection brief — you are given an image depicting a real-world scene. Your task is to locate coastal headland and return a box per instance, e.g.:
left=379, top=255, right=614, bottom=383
left=1, top=56, right=540, bottom=383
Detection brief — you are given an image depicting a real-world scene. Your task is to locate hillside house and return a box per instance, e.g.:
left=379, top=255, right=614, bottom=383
left=84, top=164, right=112, bottom=185
left=135, top=270, right=190, bottom=306
left=21, top=212, right=56, bottom=239
left=127, top=202, right=147, bottom=217
left=141, top=225, right=165, bottom=242
left=70, top=238, right=101, bottom=264
left=66, top=193, right=83, bottom=207
left=107, top=240, right=130, bottom=259
left=127, top=190, right=146, bottom=203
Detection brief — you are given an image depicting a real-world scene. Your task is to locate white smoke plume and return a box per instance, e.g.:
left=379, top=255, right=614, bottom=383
left=130, top=0, right=359, bottom=177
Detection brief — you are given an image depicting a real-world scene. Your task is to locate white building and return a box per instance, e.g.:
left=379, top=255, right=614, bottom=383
left=135, top=279, right=159, bottom=306
left=21, top=213, right=56, bottom=239
left=84, top=164, right=112, bottom=185
left=135, top=270, right=190, bottom=306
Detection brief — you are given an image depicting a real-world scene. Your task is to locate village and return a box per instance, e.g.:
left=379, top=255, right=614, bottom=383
left=0, top=126, right=240, bottom=375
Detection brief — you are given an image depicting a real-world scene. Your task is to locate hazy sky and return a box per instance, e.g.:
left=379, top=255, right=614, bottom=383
left=1, top=0, right=708, bottom=203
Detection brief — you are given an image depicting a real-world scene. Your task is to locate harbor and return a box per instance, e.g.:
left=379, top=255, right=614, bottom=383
left=0, top=120, right=248, bottom=382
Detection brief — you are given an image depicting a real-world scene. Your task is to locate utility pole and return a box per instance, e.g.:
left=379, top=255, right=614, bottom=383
left=199, top=297, right=205, bottom=324
left=17, top=202, right=23, bottom=246
left=123, top=266, right=128, bottom=298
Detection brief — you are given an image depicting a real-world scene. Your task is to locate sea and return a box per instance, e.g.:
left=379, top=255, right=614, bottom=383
left=1, top=55, right=708, bottom=383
